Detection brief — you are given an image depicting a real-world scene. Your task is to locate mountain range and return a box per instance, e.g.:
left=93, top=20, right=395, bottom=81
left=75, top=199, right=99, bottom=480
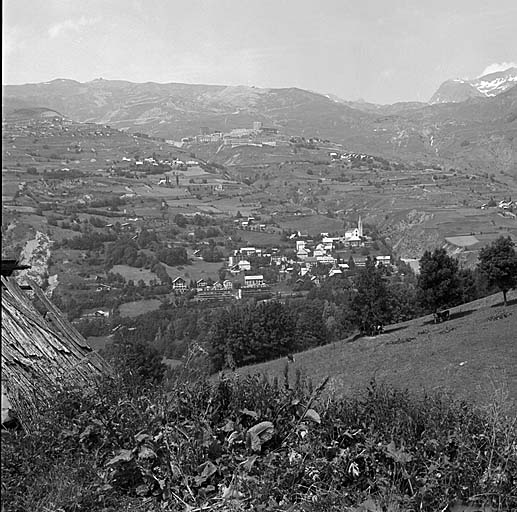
left=2, top=69, right=517, bottom=174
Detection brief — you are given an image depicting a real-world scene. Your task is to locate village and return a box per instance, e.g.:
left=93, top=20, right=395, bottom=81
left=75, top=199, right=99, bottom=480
left=2, top=111, right=515, bottom=326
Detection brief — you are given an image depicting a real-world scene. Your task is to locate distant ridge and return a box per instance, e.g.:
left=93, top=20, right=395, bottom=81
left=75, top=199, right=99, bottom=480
left=3, top=76, right=516, bottom=173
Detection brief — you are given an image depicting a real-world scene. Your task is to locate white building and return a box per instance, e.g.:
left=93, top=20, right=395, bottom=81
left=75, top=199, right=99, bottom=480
left=244, top=275, right=264, bottom=288
left=238, top=260, right=251, bottom=271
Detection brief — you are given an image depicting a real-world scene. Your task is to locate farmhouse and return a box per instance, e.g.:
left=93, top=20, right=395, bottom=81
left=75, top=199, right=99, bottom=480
left=172, top=276, right=187, bottom=291
left=196, top=279, right=209, bottom=290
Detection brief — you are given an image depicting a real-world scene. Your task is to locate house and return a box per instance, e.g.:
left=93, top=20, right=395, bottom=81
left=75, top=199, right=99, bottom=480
left=316, top=255, right=336, bottom=265
left=81, top=309, right=111, bottom=319
left=237, top=260, right=251, bottom=271
left=196, top=279, right=208, bottom=290
left=297, top=247, right=310, bottom=260
left=244, top=275, right=264, bottom=288
left=328, top=268, right=343, bottom=278
left=296, top=240, right=306, bottom=252
left=223, top=280, right=233, bottom=290
left=172, top=277, right=187, bottom=291
left=239, top=247, right=259, bottom=257
left=352, top=255, right=368, bottom=267
left=313, top=244, right=327, bottom=258
left=322, top=236, right=337, bottom=246
left=376, top=255, right=391, bottom=266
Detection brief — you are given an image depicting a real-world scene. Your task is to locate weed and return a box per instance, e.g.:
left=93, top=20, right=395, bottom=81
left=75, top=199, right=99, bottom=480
left=1, top=374, right=516, bottom=511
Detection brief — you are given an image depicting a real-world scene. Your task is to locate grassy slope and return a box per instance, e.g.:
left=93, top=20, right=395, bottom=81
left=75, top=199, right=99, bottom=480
left=238, top=291, right=517, bottom=414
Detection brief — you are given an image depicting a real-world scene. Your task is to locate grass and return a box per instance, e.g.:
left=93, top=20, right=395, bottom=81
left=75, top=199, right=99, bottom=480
left=238, top=291, right=517, bottom=415
left=85, top=335, right=112, bottom=352
left=118, top=298, right=162, bottom=318
left=111, top=264, right=158, bottom=284
left=275, top=214, right=344, bottom=236
left=235, top=229, right=286, bottom=247
left=163, top=260, right=222, bottom=282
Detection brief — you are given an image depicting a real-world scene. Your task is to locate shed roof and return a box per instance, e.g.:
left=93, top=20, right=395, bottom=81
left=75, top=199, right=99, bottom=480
left=1, top=277, right=112, bottom=429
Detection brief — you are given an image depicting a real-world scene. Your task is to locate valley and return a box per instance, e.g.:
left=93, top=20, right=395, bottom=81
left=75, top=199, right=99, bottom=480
left=2, top=4, right=517, bottom=507
left=2, top=106, right=516, bottom=334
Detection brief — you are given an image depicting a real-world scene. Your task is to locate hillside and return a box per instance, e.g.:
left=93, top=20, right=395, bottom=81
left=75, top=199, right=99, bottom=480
left=3, top=78, right=517, bottom=173
left=238, top=291, right=517, bottom=414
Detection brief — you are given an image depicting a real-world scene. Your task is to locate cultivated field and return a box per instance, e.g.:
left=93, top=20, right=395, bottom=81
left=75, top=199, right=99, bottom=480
left=163, top=261, right=222, bottom=282
left=275, top=214, right=344, bottom=235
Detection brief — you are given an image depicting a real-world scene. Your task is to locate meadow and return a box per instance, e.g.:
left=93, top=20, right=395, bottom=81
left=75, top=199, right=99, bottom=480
left=238, top=291, right=517, bottom=415
left=111, top=264, right=158, bottom=285
left=118, top=298, right=162, bottom=318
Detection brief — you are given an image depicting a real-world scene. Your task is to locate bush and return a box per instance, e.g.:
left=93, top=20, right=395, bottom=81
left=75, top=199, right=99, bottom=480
left=103, top=337, right=166, bottom=387
left=2, top=373, right=516, bottom=511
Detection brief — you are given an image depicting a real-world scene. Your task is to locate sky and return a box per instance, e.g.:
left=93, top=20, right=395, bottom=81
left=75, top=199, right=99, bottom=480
left=3, top=0, right=517, bottom=104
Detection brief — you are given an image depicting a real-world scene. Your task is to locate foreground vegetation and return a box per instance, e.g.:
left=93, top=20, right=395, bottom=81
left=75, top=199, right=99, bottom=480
left=2, top=365, right=516, bottom=512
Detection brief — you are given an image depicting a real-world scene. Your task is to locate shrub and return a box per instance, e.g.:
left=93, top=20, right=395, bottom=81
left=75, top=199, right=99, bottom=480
left=2, top=373, right=516, bottom=511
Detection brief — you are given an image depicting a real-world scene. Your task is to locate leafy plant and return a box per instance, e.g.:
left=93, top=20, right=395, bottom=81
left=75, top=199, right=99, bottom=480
left=2, top=372, right=516, bottom=511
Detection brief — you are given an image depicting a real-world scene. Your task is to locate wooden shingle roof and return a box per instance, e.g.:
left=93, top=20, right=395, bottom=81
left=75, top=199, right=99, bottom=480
left=1, top=277, right=112, bottom=429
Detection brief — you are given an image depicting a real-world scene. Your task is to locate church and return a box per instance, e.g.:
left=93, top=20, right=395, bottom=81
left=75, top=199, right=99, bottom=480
left=343, top=216, right=364, bottom=247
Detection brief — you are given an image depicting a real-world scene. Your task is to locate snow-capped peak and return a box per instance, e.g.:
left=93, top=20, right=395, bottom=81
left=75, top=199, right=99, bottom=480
left=430, top=67, right=517, bottom=104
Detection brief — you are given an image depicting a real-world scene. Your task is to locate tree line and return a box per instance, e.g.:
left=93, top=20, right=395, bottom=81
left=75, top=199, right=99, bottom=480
left=81, top=236, right=516, bottom=373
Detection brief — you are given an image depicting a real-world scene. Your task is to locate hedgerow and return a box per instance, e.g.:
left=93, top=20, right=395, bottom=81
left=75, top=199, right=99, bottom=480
left=1, top=372, right=516, bottom=511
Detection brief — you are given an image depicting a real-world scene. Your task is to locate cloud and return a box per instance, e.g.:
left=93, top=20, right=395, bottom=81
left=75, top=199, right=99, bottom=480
left=48, top=16, right=97, bottom=39
left=479, top=61, right=517, bottom=76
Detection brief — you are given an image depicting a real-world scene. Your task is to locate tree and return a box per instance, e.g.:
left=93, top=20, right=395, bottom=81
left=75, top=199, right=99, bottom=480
left=174, top=214, right=187, bottom=228
left=208, top=302, right=297, bottom=371
left=201, top=245, right=223, bottom=262
left=417, top=248, right=461, bottom=313
left=351, top=258, right=389, bottom=335
left=478, top=236, right=517, bottom=306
